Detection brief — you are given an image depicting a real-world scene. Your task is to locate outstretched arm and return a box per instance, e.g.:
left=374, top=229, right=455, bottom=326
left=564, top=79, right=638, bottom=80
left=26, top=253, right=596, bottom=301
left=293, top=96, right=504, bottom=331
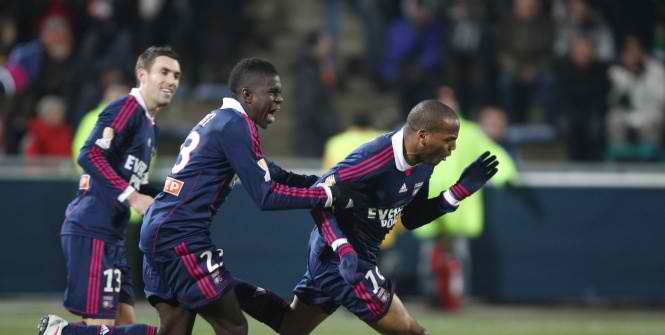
left=402, top=151, right=499, bottom=230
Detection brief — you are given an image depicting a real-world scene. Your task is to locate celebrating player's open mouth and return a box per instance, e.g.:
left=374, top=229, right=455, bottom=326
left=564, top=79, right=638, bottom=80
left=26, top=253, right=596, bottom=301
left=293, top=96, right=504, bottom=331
left=267, top=108, right=278, bottom=123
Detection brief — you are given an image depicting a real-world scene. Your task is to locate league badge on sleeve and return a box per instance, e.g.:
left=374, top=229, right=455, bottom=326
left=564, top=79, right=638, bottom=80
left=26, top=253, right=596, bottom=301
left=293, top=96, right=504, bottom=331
left=79, top=174, right=90, bottom=190
left=95, top=127, right=114, bottom=149
left=257, top=158, right=271, bottom=182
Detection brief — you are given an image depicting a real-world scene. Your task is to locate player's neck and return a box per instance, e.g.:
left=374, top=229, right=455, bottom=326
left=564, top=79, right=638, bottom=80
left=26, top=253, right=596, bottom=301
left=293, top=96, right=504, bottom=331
left=403, top=134, right=421, bottom=166
left=138, top=88, right=159, bottom=116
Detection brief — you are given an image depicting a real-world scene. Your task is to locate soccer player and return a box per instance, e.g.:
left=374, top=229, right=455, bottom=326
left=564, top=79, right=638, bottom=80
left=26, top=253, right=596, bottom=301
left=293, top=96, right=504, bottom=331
left=39, top=46, right=181, bottom=335
left=138, top=58, right=366, bottom=335
left=235, top=100, right=499, bottom=334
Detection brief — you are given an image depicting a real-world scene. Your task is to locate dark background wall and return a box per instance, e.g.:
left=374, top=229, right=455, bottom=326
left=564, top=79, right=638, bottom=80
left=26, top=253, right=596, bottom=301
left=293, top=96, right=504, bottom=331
left=1, top=179, right=664, bottom=304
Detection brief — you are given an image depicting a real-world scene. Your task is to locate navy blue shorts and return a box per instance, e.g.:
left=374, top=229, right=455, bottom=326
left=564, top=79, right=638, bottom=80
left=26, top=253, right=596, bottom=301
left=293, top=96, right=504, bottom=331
left=143, top=240, right=234, bottom=310
left=61, top=235, right=135, bottom=319
left=293, top=257, right=394, bottom=323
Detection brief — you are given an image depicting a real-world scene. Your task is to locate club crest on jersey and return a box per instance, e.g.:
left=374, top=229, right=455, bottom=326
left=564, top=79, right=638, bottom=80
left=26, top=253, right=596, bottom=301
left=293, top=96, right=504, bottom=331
left=413, top=182, right=424, bottom=196
left=79, top=174, right=90, bottom=190
left=95, top=127, right=114, bottom=149
left=257, top=158, right=271, bottom=182
left=163, top=176, right=184, bottom=196
left=324, top=175, right=336, bottom=187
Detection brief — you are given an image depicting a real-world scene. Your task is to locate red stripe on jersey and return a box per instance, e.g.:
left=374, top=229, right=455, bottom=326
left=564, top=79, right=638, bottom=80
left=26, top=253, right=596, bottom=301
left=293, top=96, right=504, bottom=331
left=339, top=146, right=394, bottom=182
left=111, top=98, right=138, bottom=133
left=313, top=209, right=338, bottom=245
left=89, top=146, right=129, bottom=190
left=353, top=282, right=382, bottom=319
left=86, top=239, right=104, bottom=316
left=175, top=243, right=217, bottom=299
left=271, top=183, right=327, bottom=199
left=240, top=113, right=263, bottom=159
left=342, top=152, right=394, bottom=182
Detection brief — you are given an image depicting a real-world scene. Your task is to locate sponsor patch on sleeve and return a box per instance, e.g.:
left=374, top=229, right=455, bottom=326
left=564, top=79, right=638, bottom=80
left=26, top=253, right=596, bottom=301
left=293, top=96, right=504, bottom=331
left=79, top=174, right=90, bottom=190
left=163, top=176, right=184, bottom=196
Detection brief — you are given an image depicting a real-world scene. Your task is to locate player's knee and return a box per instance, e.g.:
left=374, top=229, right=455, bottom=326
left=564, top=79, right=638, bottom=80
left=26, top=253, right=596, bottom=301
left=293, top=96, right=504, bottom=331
left=405, top=317, right=428, bottom=335
left=377, top=317, right=427, bottom=335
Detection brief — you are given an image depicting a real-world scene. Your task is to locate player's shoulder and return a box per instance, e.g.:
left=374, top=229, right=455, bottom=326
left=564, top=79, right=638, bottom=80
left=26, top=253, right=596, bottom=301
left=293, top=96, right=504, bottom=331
left=350, top=131, right=393, bottom=158
left=100, top=95, right=142, bottom=117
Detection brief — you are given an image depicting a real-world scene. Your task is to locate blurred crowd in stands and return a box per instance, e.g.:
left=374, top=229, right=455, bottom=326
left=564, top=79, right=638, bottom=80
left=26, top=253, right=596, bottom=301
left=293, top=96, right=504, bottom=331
left=2, top=0, right=665, bottom=163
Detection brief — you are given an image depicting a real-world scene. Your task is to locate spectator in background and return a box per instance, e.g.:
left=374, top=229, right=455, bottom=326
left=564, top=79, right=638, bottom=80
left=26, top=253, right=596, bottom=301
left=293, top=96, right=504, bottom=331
left=497, top=0, right=555, bottom=124
left=23, top=94, right=71, bottom=158
left=382, top=0, right=444, bottom=119
left=0, top=14, right=17, bottom=63
left=440, top=0, right=495, bottom=115
left=71, top=0, right=136, bottom=124
left=72, top=82, right=129, bottom=170
left=0, top=14, right=82, bottom=154
left=293, top=30, right=339, bottom=158
left=477, top=105, right=518, bottom=157
left=322, top=110, right=383, bottom=169
left=553, top=0, right=615, bottom=62
left=322, top=0, right=386, bottom=85
left=607, top=35, right=665, bottom=161
left=412, top=86, right=518, bottom=309
left=555, top=35, right=610, bottom=161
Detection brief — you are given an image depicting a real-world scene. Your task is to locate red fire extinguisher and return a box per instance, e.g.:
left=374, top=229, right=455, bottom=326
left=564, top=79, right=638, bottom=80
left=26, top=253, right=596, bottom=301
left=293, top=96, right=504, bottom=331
left=431, top=241, right=464, bottom=310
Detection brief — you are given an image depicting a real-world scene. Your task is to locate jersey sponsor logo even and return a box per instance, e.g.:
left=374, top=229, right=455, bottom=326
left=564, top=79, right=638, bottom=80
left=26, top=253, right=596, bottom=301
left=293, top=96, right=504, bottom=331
left=163, top=176, right=184, bottom=196
left=79, top=174, right=90, bottom=190
left=95, top=127, right=114, bottom=149
left=125, top=155, right=149, bottom=190
left=367, top=206, right=405, bottom=229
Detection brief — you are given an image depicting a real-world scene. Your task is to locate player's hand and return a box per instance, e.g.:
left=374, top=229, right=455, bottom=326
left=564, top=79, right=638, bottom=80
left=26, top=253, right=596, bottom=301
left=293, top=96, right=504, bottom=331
left=450, top=151, right=499, bottom=201
left=127, top=192, right=154, bottom=215
left=338, top=248, right=363, bottom=285
left=283, top=172, right=320, bottom=187
left=330, top=183, right=368, bottom=209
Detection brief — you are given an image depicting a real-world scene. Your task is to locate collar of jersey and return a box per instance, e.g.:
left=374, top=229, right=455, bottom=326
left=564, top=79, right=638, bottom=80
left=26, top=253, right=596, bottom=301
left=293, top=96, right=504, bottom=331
left=129, top=88, right=155, bottom=125
left=391, top=128, right=413, bottom=172
left=220, top=97, right=247, bottom=115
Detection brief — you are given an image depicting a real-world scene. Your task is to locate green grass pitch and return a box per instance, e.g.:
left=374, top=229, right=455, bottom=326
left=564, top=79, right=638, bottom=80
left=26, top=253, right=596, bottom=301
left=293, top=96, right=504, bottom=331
left=3, top=297, right=664, bottom=335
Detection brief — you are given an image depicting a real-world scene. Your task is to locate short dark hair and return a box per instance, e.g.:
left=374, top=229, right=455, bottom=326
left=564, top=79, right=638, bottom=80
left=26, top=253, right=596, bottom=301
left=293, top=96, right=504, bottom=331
left=135, top=46, right=179, bottom=74
left=228, top=57, right=278, bottom=97
left=406, top=100, right=458, bottom=132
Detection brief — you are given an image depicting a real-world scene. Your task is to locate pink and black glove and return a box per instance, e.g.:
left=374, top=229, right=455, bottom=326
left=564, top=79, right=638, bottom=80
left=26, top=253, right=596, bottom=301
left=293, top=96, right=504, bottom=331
left=335, top=242, right=363, bottom=285
left=445, top=151, right=499, bottom=204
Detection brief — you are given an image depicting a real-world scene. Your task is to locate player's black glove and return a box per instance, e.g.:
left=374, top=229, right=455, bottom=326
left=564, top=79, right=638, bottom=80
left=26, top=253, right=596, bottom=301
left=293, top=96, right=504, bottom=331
left=330, top=183, right=368, bottom=209
left=448, top=151, right=499, bottom=201
left=337, top=244, right=363, bottom=285
left=282, top=172, right=320, bottom=187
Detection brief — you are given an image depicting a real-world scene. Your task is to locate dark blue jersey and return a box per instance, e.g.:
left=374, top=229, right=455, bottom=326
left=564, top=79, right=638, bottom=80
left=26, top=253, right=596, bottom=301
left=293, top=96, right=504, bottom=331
left=309, top=128, right=453, bottom=264
left=61, top=89, right=157, bottom=244
left=140, top=98, right=329, bottom=254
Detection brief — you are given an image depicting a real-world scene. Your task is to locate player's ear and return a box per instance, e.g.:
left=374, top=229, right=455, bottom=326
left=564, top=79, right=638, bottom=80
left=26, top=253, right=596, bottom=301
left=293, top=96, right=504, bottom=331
left=241, top=87, right=252, bottom=104
left=416, top=129, right=428, bottom=146
left=136, top=68, right=147, bottom=86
